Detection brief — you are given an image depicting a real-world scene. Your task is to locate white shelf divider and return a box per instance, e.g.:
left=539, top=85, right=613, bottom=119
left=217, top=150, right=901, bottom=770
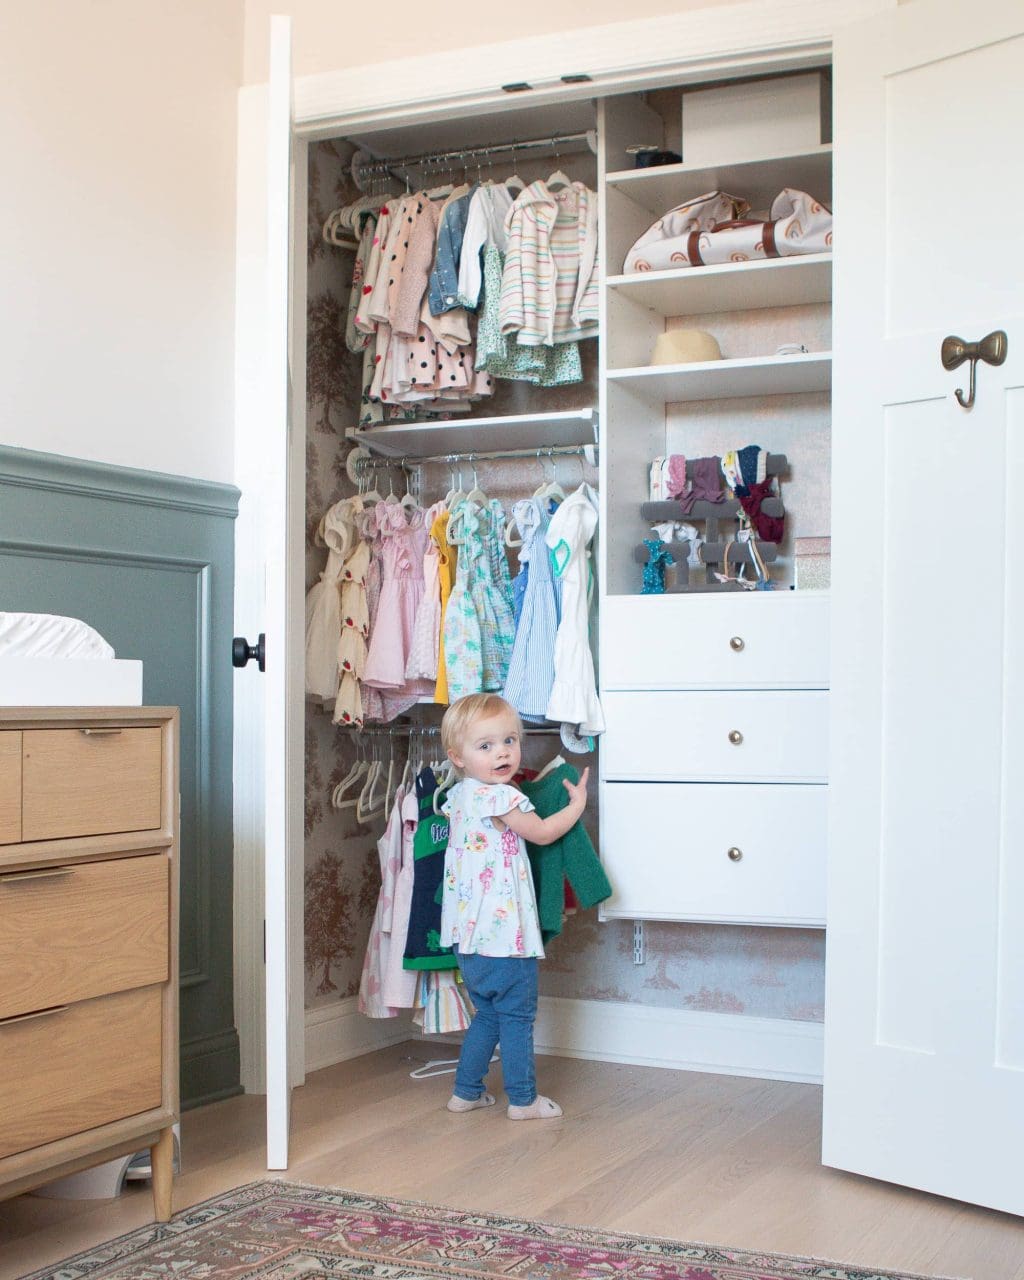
left=607, top=254, right=832, bottom=318
left=347, top=408, right=598, bottom=458
left=607, top=352, right=832, bottom=404
left=606, top=145, right=833, bottom=217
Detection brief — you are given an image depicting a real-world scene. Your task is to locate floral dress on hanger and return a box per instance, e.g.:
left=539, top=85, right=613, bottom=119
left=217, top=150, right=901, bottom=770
left=442, top=502, right=484, bottom=700
left=476, top=499, right=517, bottom=691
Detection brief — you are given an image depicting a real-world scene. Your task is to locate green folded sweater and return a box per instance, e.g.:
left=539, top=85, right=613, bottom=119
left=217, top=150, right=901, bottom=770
left=520, top=763, right=612, bottom=942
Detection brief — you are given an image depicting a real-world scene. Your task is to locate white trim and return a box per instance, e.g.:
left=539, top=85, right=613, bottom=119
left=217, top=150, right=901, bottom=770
left=303, top=996, right=823, bottom=1085
left=305, top=999, right=414, bottom=1074
left=292, top=0, right=894, bottom=135
left=536, top=996, right=824, bottom=1084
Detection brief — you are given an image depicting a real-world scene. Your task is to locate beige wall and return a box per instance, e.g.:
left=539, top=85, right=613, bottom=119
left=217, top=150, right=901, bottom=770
left=243, top=0, right=738, bottom=83
left=0, top=0, right=244, bottom=483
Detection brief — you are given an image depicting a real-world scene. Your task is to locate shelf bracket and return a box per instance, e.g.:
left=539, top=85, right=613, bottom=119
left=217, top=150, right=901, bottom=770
left=633, top=920, right=646, bottom=966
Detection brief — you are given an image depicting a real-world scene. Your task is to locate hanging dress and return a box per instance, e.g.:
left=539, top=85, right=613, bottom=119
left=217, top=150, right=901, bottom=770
left=545, top=484, right=606, bottom=736
left=442, top=502, right=485, bottom=700
left=476, top=499, right=517, bottom=691
left=379, top=787, right=420, bottom=1010
left=432, top=508, right=456, bottom=705
left=503, top=497, right=561, bottom=721
left=363, top=502, right=430, bottom=694
left=358, top=785, right=407, bottom=1019
left=405, top=499, right=447, bottom=681
left=305, top=497, right=357, bottom=703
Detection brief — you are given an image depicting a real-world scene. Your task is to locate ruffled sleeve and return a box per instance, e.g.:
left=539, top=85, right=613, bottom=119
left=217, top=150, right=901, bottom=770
left=444, top=781, right=534, bottom=822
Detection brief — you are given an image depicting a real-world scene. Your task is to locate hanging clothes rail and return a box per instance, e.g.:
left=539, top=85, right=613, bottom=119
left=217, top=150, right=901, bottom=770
left=337, top=723, right=564, bottom=736
left=353, top=443, right=596, bottom=472
left=354, top=131, right=597, bottom=189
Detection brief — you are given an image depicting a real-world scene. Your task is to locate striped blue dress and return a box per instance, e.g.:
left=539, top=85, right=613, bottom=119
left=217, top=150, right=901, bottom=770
left=503, top=498, right=562, bottom=722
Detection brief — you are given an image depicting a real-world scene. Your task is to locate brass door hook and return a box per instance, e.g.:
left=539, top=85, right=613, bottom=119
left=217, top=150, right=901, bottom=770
left=941, top=329, right=1007, bottom=410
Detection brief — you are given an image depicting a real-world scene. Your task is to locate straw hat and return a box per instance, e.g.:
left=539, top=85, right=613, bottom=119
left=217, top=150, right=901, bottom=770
left=651, top=329, right=722, bottom=365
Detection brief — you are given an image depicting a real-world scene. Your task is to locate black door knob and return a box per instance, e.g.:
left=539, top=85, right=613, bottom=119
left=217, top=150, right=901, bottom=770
left=232, top=634, right=266, bottom=672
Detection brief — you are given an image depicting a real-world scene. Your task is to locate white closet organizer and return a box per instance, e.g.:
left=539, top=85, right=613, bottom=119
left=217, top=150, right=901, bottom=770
left=596, top=90, right=832, bottom=930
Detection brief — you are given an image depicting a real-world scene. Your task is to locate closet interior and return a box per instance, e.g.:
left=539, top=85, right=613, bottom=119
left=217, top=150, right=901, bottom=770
left=303, top=70, right=832, bottom=1037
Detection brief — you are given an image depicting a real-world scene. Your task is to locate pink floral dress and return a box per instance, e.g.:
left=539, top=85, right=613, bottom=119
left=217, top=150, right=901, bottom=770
left=362, top=502, right=432, bottom=696
left=439, top=780, right=545, bottom=958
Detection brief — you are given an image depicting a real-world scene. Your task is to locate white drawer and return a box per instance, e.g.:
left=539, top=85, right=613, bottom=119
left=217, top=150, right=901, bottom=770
left=600, top=591, right=829, bottom=690
left=599, top=782, right=827, bottom=926
left=603, top=690, right=828, bottom=782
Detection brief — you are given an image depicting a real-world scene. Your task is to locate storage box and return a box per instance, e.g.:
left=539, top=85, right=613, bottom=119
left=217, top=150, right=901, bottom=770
left=681, top=71, right=832, bottom=165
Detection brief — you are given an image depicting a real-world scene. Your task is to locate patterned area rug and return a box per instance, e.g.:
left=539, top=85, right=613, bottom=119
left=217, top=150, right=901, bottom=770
left=19, top=1180, right=951, bottom=1280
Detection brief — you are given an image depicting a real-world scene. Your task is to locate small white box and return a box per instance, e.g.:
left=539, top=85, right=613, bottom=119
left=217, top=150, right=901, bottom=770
left=681, top=71, right=831, bottom=165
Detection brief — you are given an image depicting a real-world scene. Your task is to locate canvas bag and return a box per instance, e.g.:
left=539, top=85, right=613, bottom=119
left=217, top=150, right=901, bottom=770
left=624, top=188, right=832, bottom=273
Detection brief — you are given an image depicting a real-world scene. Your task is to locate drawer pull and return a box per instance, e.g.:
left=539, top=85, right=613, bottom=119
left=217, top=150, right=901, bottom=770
left=80, top=728, right=123, bottom=736
left=727, top=847, right=743, bottom=862
left=729, top=636, right=745, bottom=651
left=728, top=729, right=744, bottom=745
left=0, top=1004, right=68, bottom=1028
left=0, top=866, right=73, bottom=885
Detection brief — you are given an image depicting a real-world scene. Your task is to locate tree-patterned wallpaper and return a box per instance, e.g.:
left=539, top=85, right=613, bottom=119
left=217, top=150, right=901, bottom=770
left=303, top=141, right=826, bottom=1022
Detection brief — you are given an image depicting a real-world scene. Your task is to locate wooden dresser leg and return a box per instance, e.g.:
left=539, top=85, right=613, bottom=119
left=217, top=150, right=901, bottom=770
left=151, top=1127, right=175, bottom=1222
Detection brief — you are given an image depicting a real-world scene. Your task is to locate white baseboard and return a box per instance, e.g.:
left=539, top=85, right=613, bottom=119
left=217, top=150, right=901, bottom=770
left=305, top=997, right=411, bottom=1074
left=535, top=996, right=824, bottom=1084
left=305, top=993, right=823, bottom=1084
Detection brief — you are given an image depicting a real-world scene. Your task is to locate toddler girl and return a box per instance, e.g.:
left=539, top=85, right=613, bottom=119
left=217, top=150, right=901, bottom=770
left=439, top=693, right=589, bottom=1120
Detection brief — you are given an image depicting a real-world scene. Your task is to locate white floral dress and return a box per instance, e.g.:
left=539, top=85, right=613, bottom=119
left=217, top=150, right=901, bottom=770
left=440, top=780, right=545, bottom=958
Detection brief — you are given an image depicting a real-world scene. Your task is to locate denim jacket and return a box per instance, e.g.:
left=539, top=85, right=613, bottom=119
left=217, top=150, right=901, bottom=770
left=428, top=185, right=478, bottom=315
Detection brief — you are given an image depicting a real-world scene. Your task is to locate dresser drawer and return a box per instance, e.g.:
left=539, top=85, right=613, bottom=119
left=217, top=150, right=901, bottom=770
left=0, top=732, right=21, bottom=845
left=0, top=985, right=164, bottom=1159
left=21, top=727, right=162, bottom=841
left=600, top=782, right=827, bottom=925
left=603, top=690, right=828, bottom=782
left=601, top=591, right=829, bottom=690
left=0, top=854, right=168, bottom=1020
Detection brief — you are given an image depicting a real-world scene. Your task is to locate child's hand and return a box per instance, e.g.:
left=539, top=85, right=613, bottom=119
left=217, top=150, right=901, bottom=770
left=563, top=767, right=590, bottom=817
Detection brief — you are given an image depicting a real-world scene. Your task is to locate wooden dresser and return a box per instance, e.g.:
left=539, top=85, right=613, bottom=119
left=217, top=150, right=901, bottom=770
left=0, top=706, right=179, bottom=1221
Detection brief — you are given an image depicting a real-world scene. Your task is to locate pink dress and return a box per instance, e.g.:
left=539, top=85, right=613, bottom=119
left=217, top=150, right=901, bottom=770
left=363, top=502, right=432, bottom=694
left=380, top=789, right=420, bottom=1009
left=358, top=786, right=406, bottom=1019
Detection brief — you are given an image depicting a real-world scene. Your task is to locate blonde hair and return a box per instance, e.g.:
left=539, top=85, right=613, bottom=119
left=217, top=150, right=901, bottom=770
left=441, top=693, right=522, bottom=763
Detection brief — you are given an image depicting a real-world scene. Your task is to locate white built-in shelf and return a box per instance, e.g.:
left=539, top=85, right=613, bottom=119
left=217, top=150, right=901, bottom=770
left=607, top=352, right=832, bottom=404
left=347, top=408, right=597, bottom=458
left=606, top=145, right=833, bottom=217
left=606, top=253, right=832, bottom=317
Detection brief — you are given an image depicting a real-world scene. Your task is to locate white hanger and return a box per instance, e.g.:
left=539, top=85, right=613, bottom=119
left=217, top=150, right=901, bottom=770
left=533, top=451, right=566, bottom=504
left=333, top=736, right=369, bottom=808
left=433, top=760, right=457, bottom=815
left=445, top=458, right=466, bottom=512
left=400, top=461, right=419, bottom=510
left=505, top=143, right=526, bottom=193
left=464, top=457, right=487, bottom=506
left=547, top=138, right=572, bottom=192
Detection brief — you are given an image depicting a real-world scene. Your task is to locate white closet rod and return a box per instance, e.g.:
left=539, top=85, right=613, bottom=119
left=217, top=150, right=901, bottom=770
left=355, top=131, right=595, bottom=185
left=354, top=444, right=595, bottom=470
left=340, top=724, right=563, bottom=737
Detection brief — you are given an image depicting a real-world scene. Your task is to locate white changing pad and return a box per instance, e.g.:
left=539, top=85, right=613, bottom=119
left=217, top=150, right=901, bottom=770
left=0, top=612, right=115, bottom=660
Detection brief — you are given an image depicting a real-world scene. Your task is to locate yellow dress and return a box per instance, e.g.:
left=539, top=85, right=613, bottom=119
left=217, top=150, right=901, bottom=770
left=432, top=509, right=457, bottom=703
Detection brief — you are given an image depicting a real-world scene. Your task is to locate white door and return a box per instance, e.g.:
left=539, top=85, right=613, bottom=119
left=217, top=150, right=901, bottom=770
left=825, top=0, right=1024, bottom=1213
left=233, top=14, right=306, bottom=1170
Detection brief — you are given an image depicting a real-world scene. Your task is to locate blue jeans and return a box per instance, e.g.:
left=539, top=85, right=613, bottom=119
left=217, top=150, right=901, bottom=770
left=454, top=952, right=538, bottom=1106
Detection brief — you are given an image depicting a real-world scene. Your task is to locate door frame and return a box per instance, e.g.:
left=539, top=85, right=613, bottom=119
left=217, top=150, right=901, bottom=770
left=232, top=0, right=894, bottom=1102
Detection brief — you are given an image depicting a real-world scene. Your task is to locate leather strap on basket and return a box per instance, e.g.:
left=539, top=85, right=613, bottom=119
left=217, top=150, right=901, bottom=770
left=687, top=218, right=781, bottom=266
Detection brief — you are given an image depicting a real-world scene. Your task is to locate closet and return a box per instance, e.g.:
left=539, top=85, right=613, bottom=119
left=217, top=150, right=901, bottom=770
left=299, top=69, right=833, bottom=1051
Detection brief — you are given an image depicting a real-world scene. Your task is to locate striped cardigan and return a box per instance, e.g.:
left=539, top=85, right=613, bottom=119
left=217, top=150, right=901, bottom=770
left=498, top=179, right=599, bottom=347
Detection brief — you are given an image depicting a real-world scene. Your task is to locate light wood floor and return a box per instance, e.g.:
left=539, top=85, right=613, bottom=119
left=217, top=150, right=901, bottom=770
left=2, top=1043, right=1023, bottom=1280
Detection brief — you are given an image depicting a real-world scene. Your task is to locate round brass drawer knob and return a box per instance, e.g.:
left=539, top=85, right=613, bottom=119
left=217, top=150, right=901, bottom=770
left=728, top=729, right=744, bottom=745
left=729, top=636, right=745, bottom=651
left=727, top=847, right=743, bottom=862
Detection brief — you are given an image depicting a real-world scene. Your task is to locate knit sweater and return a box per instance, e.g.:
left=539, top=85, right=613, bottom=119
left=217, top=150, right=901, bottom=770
left=520, top=763, right=611, bottom=942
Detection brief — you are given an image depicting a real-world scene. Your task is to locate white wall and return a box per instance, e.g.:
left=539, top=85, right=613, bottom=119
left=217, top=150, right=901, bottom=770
left=242, top=0, right=738, bottom=83
left=0, top=0, right=244, bottom=484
